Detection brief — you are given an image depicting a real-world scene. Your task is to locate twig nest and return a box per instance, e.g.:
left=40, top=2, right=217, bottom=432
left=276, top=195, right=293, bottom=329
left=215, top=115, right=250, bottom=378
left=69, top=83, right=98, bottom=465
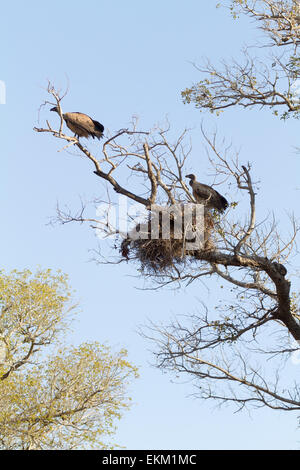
left=120, top=204, right=215, bottom=272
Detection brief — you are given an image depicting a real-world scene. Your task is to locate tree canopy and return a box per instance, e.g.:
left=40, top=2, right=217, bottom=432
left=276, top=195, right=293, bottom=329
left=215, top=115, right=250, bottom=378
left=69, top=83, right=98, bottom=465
left=0, top=269, right=138, bottom=450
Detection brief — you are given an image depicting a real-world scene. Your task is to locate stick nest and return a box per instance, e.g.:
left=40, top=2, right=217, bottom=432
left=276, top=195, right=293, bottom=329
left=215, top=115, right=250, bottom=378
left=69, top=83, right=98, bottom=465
left=120, top=205, right=215, bottom=273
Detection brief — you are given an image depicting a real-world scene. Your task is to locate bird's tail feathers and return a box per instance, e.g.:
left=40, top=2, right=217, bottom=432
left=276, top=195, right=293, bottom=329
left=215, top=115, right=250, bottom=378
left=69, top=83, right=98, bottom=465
left=93, top=132, right=104, bottom=140
left=219, top=195, right=229, bottom=212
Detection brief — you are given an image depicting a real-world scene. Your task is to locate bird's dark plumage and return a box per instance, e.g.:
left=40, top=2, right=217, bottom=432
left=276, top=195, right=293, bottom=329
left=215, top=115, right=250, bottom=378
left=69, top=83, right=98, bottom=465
left=50, top=107, right=104, bottom=140
left=185, top=174, right=228, bottom=213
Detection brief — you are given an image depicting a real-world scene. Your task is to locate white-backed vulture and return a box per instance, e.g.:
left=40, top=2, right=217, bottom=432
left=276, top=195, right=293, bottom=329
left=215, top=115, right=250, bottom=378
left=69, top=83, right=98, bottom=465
left=50, top=107, right=104, bottom=140
left=186, top=174, right=228, bottom=213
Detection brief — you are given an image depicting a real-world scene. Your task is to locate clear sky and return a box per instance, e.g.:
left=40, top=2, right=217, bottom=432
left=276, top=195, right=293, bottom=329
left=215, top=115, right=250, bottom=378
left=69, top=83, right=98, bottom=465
left=1, top=1, right=300, bottom=449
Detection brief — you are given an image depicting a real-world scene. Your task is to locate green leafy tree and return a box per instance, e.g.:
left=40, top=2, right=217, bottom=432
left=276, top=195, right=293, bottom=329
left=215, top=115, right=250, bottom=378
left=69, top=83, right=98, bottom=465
left=0, top=269, right=137, bottom=450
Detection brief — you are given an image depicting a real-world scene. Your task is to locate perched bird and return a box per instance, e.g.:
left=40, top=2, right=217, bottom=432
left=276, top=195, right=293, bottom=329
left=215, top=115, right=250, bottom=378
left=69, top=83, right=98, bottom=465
left=185, top=174, right=229, bottom=213
left=50, top=107, right=104, bottom=140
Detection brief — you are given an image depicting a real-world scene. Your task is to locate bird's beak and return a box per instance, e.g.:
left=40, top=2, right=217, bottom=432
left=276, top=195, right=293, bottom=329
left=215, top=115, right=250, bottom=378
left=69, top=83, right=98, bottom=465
left=50, top=107, right=56, bottom=112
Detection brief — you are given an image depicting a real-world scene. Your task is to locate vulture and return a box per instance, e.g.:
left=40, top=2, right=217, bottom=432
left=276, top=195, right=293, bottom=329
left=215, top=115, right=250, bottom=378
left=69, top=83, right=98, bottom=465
left=186, top=174, right=229, bottom=213
left=50, top=107, right=104, bottom=140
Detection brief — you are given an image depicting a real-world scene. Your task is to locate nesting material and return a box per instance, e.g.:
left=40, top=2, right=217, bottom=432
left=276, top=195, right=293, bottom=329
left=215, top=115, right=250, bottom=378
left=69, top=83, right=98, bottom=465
left=120, top=204, right=215, bottom=273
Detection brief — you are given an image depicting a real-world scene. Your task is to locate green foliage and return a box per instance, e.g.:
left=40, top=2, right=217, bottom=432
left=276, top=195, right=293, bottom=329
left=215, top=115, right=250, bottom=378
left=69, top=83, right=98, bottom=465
left=0, top=269, right=138, bottom=450
left=182, top=80, right=214, bottom=112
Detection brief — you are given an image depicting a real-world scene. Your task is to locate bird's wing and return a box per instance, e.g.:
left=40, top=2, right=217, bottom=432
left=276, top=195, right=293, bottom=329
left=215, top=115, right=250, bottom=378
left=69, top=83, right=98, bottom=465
left=193, top=183, right=213, bottom=201
left=193, top=181, right=228, bottom=212
left=64, top=112, right=96, bottom=134
left=92, top=119, right=104, bottom=133
left=214, top=190, right=229, bottom=211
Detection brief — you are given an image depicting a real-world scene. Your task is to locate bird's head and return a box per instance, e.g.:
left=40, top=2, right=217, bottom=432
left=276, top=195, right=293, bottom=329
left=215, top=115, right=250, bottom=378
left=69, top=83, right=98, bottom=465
left=50, top=106, right=59, bottom=113
left=185, top=174, right=196, bottom=181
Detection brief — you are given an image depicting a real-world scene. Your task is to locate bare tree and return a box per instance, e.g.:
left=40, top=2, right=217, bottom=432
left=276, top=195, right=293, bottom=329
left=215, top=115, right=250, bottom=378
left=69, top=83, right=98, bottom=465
left=34, top=79, right=300, bottom=418
left=182, top=0, right=300, bottom=120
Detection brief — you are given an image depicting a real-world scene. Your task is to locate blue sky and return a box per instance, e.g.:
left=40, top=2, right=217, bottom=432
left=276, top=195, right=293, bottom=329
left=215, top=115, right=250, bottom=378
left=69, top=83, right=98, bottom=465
left=1, top=0, right=300, bottom=449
